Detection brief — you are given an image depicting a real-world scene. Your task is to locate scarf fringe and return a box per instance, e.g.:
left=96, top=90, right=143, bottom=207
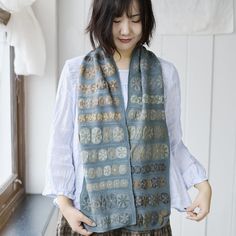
left=56, top=213, right=172, bottom=236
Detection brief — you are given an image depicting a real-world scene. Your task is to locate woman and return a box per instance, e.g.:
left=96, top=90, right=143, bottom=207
left=43, top=0, right=212, bottom=235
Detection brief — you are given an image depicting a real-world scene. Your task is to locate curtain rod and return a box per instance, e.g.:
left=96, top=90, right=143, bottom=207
left=0, top=8, right=11, bottom=25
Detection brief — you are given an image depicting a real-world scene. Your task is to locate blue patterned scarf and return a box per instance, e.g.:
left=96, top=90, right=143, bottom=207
left=78, top=46, right=171, bottom=233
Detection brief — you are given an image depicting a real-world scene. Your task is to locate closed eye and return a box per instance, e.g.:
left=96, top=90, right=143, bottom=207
left=131, top=15, right=141, bottom=23
left=132, top=19, right=141, bottom=23
left=113, top=17, right=122, bottom=23
left=113, top=20, right=121, bottom=23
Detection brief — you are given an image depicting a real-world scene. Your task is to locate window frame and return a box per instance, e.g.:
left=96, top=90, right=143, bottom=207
left=0, top=47, right=25, bottom=230
left=0, top=8, right=11, bottom=25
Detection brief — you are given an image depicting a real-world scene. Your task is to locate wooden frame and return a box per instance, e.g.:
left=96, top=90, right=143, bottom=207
left=0, top=47, right=25, bottom=230
left=0, top=8, right=11, bottom=25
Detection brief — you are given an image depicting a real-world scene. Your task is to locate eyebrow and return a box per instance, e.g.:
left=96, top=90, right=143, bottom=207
left=114, top=13, right=140, bottom=18
left=130, top=13, right=141, bottom=17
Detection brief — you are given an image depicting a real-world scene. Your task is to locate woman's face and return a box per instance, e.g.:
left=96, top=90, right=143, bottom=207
left=112, top=0, right=142, bottom=56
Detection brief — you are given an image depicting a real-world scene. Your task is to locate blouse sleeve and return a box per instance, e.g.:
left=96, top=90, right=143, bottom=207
left=42, top=61, right=76, bottom=200
left=164, top=62, right=208, bottom=190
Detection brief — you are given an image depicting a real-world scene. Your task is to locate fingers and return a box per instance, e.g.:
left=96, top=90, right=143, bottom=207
left=73, top=211, right=96, bottom=235
left=185, top=198, right=210, bottom=222
left=63, top=207, right=96, bottom=235
left=76, top=224, right=93, bottom=236
left=186, top=202, right=198, bottom=212
left=71, top=220, right=94, bottom=235
left=78, top=211, right=96, bottom=227
left=186, top=209, right=208, bottom=221
left=186, top=211, right=197, bottom=217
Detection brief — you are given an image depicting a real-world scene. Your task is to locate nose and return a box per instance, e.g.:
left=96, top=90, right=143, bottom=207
left=120, top=19, right=130, bottom=35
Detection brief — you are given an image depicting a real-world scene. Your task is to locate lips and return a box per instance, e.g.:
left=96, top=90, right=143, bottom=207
left=119, top=38, right=132, bottom=43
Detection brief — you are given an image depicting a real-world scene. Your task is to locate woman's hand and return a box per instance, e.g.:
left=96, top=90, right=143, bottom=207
left=57, top=196, right=96, bottom=236
left=185, top=180, right=212, bottom=221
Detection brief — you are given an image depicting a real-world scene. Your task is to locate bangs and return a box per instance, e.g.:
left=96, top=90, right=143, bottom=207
left=113, top=0, right=136, bottom=18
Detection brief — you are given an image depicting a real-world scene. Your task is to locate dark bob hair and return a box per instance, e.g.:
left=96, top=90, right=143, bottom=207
left=86, top=0, right=156, bottom=55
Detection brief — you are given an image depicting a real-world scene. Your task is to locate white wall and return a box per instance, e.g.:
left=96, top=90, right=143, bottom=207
left=25, top=0, right=58, bottom=193
left=26, top=0, right=236, bottom=235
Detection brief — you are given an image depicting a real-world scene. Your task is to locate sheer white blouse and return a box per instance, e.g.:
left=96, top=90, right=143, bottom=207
left=43, top=55, right=208, bottom=213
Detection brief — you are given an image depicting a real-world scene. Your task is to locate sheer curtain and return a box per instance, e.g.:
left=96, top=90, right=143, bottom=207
left=0, top=0, right=46, bottom=76
left=0, top=31, right=12, bottom=188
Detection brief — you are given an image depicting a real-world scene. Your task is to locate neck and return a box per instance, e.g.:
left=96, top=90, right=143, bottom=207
left=113, top=50, right=132, bottom=70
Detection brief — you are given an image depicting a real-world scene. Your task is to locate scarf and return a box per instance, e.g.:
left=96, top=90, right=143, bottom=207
left=78, top=46, right=171, bottom=233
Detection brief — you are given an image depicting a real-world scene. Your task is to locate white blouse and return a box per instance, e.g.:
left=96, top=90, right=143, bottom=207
left=43, top=55, right=208, bottom=213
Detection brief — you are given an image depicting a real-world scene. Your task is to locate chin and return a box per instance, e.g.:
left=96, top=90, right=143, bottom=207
left=116, top=44, right=136, bottom=53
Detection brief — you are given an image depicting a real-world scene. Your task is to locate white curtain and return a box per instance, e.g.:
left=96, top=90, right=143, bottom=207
left=0, top=0, right=46, bottom=76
